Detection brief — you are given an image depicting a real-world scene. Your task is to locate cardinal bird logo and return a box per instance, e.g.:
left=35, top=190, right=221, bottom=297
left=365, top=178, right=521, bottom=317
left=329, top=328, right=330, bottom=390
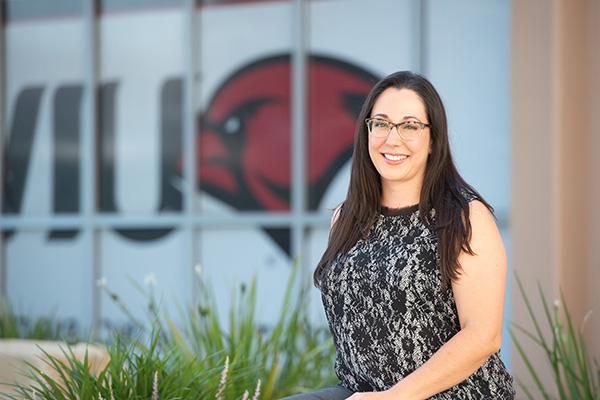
left=198, top=54, right=378, bottom=255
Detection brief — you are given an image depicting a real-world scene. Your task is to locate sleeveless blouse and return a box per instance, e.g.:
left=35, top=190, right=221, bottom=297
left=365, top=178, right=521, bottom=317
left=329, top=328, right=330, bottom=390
left=319, top=193, right=516, bottom=399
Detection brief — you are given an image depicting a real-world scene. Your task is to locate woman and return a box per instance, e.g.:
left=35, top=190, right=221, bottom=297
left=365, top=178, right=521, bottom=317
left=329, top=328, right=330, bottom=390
left=284, top=71, right=515, bottom=399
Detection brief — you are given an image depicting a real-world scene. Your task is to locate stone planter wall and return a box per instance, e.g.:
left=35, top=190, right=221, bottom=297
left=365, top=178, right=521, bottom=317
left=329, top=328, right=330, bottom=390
left=0, top=339, right=109, bottom=397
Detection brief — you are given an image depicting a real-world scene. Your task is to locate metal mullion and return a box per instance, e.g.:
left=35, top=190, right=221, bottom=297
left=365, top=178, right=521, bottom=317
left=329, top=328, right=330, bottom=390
left=83, top=0, right=100, bottom=338
left=291, top=0, right=307, bottom=272
left=0, top=1, right=6, bottom=297
left=418, top=0, right=428, bottom=75
left=183, top=0, right=198, bottom=305
left=0, top=212, right=331, bottom=227
left=0, top=212, right=510, bottom=230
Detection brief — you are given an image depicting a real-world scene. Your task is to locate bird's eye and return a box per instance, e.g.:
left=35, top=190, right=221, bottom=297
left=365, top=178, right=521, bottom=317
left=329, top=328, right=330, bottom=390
left=218, top=97, right=273, bottom=139
left=224, top=116, right=241, bottom=135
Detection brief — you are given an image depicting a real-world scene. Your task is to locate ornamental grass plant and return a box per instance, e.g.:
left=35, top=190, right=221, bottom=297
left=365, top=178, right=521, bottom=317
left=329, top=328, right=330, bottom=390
left=1, top=259, right=337, bottom=399
left=0, top=298, right=76, bottom=342
left=162, top=260, right=337, bottom=398
left=2, top=332, right=223, bottom=400
left=510, top=274, right=600, bottom=399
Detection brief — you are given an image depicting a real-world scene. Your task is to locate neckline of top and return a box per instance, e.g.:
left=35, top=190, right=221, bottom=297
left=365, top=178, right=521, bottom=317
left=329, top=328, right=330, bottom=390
left=380, top=203, right=419, bottom=217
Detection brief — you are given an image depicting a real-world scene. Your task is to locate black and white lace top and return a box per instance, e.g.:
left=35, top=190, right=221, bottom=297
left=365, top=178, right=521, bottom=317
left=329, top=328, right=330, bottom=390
left=319, top=195, right=516, bottom=399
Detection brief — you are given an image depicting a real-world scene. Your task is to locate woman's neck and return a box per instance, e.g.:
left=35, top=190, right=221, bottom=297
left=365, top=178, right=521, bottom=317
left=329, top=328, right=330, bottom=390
left=380, top=179, right=422, bottom=208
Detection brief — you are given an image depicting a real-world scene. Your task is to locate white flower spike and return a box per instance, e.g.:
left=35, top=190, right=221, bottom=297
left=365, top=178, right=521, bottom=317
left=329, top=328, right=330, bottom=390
left=96, top=277, right=108, bottom=288
left=215, top=356, right=229, bottom=400
left=152, top=370, right=159, bottom=400
left=251, top=379, right=261, bottom=400
left=144, top=273, right=158, bottom=288
left=553, top=299, right=561, bottom=309
left=194, top=263, right=203, bottom=278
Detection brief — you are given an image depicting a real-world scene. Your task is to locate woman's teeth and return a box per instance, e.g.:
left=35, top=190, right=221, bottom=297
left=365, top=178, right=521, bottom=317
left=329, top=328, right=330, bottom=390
left=383, top=154, right=408, bottom=161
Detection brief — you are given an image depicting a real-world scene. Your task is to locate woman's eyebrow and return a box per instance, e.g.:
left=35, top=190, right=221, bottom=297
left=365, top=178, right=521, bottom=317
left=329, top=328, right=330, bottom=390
left=371, top=113, right=423, bottom=121
left=371, top=113, right=389, bottom=119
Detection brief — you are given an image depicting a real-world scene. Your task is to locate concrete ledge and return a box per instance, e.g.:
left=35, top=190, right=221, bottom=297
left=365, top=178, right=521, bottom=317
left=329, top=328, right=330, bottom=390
left=0, top=339, right=109, bottom=396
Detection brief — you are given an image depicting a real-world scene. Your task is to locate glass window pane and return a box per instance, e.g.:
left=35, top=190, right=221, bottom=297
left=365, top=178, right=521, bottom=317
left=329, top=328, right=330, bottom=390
left=304, top=226, right=332, bottom=325
left=197, top=1, right=293, bottom=214
left=3, top=0, right=85, bottom=217
left=198, top=226, right=294, bottom=327
left=98, top=0, right=185, bottom=216
left=4, top=230, right=91, bottom=337
left=306, top=0, right=418, bottom=211
left=426, top=1, right=510, bottom=212
left=99, top=228, right=189, bottom=338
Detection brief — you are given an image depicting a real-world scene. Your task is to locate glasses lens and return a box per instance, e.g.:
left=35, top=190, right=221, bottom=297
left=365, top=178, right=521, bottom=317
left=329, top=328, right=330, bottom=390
left=368, top=119, right=390, bottom=137
left=399, top=121, right=421, bottom=140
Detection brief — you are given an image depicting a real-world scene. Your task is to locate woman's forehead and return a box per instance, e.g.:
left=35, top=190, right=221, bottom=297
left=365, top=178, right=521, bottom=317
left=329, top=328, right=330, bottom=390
left=371, top=88, right=427, bottom=120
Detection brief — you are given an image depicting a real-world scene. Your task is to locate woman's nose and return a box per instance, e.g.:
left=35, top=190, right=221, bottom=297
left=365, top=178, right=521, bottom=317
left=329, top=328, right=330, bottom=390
left=384, top=126, right=404, bottom=145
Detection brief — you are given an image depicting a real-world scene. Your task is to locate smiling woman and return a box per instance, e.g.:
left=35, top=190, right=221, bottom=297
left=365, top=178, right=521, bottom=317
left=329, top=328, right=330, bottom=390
left=283, top=71, right=515, bottom=400
left=367, top=88, right=432, bottom=205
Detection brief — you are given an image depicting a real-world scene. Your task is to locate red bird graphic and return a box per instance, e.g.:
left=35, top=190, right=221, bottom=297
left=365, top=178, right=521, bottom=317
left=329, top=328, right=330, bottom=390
left=198, top=54, right=378, bottom=255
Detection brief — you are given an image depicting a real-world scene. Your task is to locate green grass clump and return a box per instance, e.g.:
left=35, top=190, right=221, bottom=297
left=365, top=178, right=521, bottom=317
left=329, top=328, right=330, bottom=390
left=164, top=259, right=337, bottom=398
left=0, top=298, right=76, bottom=342
left=510, top=274, right=600, bottom=399
left=2, top=259, right=337, bottom=399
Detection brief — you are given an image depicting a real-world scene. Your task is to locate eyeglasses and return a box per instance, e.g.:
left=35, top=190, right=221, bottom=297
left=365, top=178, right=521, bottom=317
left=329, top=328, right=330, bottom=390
left=365, top=117, right=430, bottom=141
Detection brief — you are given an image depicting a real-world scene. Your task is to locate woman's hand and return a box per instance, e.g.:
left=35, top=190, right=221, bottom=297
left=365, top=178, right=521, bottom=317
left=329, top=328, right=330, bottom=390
left=346, top=389, right=402, bottom=400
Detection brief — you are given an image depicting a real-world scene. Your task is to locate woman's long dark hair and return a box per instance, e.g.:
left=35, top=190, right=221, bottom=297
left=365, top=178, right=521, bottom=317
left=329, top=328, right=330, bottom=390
left=313, top=71, right=495, bottom=291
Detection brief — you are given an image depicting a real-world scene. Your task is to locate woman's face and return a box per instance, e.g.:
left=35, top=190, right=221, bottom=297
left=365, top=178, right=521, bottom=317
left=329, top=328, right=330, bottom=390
left=368, top=87, right=432, bottom=189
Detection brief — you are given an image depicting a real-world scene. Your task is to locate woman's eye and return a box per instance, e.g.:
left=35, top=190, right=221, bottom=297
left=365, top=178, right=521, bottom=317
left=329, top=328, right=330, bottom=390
left=403, top=122, right=419, bottom=130
left=374, top=120, right=389, bottom=128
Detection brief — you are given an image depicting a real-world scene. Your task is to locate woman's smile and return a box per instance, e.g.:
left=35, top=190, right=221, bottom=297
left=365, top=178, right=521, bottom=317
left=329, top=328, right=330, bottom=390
left=381, top=153, right=409, bottom=164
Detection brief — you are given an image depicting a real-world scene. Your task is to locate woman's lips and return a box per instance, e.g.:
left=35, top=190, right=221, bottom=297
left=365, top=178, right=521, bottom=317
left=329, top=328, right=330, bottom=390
left=382, top=153, right=409, bottom=165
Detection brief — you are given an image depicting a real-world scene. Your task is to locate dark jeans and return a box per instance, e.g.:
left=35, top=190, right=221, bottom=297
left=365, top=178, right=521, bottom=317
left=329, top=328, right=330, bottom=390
left=281, top=384, right=354, bottom=400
